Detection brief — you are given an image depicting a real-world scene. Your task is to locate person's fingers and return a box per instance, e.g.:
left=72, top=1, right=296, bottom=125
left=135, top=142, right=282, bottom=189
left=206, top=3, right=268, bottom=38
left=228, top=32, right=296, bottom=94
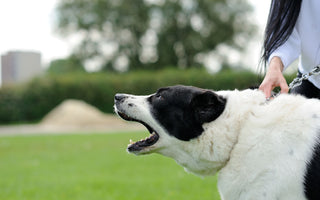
left=279, top=77, right=289, bottom=93
left=259, top=83, right=273, bottom=98
left=279, top=79, right=289, bottom=94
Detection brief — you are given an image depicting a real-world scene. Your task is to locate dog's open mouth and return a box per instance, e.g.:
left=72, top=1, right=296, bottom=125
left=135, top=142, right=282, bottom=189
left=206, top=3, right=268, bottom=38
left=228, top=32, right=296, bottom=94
left=117, top=111, right=159, bottom=152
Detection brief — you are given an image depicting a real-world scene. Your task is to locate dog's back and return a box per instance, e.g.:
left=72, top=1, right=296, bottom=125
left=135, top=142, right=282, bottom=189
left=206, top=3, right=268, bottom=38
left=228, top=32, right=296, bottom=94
left=217, top=92, right=320, bottom=200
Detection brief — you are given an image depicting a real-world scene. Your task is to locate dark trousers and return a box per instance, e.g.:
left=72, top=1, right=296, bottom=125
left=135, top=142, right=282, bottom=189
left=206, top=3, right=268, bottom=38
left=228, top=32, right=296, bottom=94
left=290, top=71, right=320, bottom=99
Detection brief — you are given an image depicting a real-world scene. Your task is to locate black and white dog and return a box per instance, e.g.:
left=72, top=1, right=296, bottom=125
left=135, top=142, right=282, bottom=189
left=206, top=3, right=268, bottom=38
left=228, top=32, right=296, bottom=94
left=114, top=85, right=320, bottom=200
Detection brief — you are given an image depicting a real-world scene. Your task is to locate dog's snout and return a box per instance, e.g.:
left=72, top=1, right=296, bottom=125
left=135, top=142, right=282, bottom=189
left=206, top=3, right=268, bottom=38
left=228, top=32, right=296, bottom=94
left=115, top=93, right=127, bottom=102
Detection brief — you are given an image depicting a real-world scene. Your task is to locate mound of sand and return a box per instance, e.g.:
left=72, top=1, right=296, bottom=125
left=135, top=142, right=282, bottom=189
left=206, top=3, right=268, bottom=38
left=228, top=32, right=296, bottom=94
left=40, top=99, right=143, bottom=131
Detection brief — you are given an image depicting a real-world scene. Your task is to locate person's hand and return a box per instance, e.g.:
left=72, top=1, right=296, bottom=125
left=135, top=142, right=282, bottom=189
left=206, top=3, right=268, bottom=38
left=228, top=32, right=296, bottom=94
left=259, top=56, right=289, bottom=98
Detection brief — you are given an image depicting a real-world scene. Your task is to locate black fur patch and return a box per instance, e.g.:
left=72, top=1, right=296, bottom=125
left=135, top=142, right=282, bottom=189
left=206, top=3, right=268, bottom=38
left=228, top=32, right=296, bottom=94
left=304, top=138, right=320, bottom=200
left=148, top=85, right=226, bottom=141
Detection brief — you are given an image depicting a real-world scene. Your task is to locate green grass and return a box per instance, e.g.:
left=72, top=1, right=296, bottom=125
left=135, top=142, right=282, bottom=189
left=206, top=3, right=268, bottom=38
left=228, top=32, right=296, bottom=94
left=0, top=132, right=220, bottom=200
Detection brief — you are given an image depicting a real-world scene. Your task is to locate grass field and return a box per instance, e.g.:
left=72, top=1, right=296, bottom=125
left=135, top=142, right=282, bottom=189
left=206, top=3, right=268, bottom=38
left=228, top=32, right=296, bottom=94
left=0, top=132, right=220, bottom=200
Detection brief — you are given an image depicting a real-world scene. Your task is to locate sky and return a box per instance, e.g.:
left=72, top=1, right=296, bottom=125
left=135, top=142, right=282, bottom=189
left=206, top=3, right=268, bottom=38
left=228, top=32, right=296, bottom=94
left=0, top=0, right=271, bottom=70
left=0, top=0, right=70, bottom=65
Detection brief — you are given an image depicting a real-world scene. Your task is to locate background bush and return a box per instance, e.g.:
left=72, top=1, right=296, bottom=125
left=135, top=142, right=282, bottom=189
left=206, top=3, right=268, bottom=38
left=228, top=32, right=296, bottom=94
left=0, top=68, right=295, bottom=124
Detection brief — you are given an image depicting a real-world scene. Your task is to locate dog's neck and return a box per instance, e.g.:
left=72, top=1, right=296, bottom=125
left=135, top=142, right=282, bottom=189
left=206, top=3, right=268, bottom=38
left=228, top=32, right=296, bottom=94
left=158, top=90, right=266, bottom=177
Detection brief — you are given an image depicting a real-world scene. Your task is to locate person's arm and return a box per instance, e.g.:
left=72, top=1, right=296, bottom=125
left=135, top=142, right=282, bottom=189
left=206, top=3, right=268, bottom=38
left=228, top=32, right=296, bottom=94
left=259, top=28, right=301, bottom=98
left=268, top=28, right=301, bottom=70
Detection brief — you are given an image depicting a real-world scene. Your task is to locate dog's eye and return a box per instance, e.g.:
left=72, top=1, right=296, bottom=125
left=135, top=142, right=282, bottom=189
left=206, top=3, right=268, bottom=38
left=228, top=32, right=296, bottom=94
left=155, top=94, right=163, bottom=100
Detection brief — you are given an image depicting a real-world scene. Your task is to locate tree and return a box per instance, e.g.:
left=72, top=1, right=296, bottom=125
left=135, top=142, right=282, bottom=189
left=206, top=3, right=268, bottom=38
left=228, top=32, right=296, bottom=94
left=56, top=0, right=256, bottom=71
left=47, top=55, right=85, bottom=74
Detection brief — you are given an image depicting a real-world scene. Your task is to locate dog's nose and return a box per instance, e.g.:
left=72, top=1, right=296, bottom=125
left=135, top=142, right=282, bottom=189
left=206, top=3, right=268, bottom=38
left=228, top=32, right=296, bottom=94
left=114, top=93, right=127, bottom=102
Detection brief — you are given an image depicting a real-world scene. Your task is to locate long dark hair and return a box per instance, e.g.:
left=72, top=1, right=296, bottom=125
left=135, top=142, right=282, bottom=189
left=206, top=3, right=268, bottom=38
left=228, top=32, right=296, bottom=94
left=261, top=0, right=302, bottom=66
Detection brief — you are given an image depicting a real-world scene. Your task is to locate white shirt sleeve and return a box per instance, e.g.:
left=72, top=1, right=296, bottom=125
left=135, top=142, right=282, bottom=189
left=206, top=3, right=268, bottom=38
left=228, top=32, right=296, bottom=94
left=268, top=27, right=301, bottom=71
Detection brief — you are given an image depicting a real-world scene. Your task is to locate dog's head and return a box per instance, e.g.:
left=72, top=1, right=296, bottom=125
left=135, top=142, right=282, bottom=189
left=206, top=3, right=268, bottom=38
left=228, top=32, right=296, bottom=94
left=114, top=85, right=226, bottom=156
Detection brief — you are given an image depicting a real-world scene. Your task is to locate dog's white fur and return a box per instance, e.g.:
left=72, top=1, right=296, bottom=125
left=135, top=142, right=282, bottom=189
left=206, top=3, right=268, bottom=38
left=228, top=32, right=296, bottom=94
left=212, top=90, right=320, bottom=200
left=118, top=89, right=320, bottom=200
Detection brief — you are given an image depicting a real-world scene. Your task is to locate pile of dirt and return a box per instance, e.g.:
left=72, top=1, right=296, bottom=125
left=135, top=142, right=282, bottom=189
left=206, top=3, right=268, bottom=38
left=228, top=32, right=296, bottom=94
left=40, top=99, right=143, bottom=132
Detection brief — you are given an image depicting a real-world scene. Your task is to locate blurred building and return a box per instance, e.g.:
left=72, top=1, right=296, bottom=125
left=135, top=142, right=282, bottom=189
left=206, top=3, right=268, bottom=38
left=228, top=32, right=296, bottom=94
left=1, top=51, right=42, bottom=86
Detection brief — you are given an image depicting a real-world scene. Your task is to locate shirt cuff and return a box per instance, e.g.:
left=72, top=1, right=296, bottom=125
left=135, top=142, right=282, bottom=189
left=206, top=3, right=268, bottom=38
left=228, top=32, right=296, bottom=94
left=268, top=28, right=301, bottom=71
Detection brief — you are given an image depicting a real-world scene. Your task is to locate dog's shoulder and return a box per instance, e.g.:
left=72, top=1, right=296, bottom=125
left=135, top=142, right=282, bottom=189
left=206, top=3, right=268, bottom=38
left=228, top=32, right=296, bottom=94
left=215, top=89, right=266, bottom=116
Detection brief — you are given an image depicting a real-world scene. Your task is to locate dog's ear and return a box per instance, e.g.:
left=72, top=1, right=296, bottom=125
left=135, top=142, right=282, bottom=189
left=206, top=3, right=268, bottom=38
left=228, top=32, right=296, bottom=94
left=191, top=91, right=226, bottom=123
